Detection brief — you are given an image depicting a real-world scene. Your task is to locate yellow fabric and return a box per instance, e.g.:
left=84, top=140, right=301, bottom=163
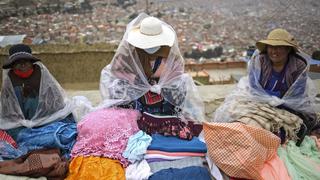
left=203, top=122, right=280, bottom=180
left=66, top=156, right=125, bottom=180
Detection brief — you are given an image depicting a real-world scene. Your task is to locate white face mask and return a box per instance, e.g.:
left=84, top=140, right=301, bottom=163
left=144, top=46, right=161, bottom=54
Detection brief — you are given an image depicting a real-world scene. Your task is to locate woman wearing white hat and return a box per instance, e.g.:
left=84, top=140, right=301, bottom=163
left=213, top=28, right=319, bottom=144
left=99, top=13, right=205, bottom=139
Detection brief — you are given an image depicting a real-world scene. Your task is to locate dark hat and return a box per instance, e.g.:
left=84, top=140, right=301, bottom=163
left=3, top=44, right=40, bottom=69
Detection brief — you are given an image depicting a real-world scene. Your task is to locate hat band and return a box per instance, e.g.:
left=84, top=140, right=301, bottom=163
left=9, top=52, right=33, bottom=60
left=267, top=38, right=296, bottom=45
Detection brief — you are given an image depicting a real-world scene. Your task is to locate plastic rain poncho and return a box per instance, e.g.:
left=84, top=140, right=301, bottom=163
left=0, top=62, right=75, bottom=129
left=213, top=50, right=318, bottom=123
left=99, top=13, right=205, bottom=122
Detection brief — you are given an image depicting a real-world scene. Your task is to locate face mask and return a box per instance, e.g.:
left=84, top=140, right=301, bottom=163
left=144, top=46, right=161, bottom=54
left=13, top=68, right=34, bottom=78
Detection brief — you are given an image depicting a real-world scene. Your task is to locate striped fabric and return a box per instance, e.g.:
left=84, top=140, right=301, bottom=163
left=146, top=150, right=205, bottom=157
left=203, top=122, right=280, bottom=180
left=148, top=157, right=205, bottom=174
left=0, top=130, right=17, bottom=148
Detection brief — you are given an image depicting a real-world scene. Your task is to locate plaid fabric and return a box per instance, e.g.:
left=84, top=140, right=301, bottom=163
left=203, top=122, right=280, bottom=180
left=0, top=130, right=17, bottom=148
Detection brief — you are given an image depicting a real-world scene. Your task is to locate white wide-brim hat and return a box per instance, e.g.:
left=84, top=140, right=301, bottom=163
left=127, top=17, right=175, bottom=49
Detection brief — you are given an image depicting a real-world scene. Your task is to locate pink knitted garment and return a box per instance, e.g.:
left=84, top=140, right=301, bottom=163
left=71, top=108, right=140, bottom=167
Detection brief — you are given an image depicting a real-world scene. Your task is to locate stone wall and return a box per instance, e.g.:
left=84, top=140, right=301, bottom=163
left=0, top=43, right=116, bottom=86
left=185, top=61, right=246, bottom=71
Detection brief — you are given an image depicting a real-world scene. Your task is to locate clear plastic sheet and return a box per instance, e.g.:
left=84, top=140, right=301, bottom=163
left=0, top=62, right=75, bottom=129
left=99, top=13, right=205, bottom=122
left=213, top=50, right=318, bottom=123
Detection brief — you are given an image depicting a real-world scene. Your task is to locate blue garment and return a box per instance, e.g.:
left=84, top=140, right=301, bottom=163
left=152, top=57, right=162, bottom=73
left=133, top=99, right=176, bottom=115
left=148, top=134, right=207, bottom=153
left=14, top=86, right=39, bottom=119
left=122, top=130, right=152, bottom=163
left=0, top=141, right=24, bottom=160
left=249, top=54, right=309, bottom=100
left=1, top=116, right=77, bottom=160
left=2, top=116, right=77, bottom=160
left=148, top=166, right=211, bottom=180
left=264, top=69, right=288, bottom=98
left=16, top=118, right=77, bottom=159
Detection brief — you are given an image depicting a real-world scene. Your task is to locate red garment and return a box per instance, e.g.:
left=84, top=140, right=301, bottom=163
left=138, top=112, right=200, bottom=140
left=143, top=91, right=164, bottom=105
left=0, top=130, right=17, bottom=148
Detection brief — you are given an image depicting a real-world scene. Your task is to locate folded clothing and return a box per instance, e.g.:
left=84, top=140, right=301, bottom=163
left=137, top=112, right=202, bottom=140
left=66, top=156, right=125, bottom=180
left=122, top=130, right=152, bottom=163
left=16, top=120, right=77, bottom=159
left=71, top=108, right=140, bottom=167
left=149, top=166, right=211, bottom=180
left=146, top=150, right=205, bottom=157
left=148, top=134, right=207, bottom=153
left=148, top=157, right=205, bottom=174
left=0, top=148, right=68, bottom=179
left=145, top=154, right=191, bottom=161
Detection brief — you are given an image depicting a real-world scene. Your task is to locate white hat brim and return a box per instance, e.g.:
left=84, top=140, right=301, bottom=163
left=127, top=24, right=175, bottom=49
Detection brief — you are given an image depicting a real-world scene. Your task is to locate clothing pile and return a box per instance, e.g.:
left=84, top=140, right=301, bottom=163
left=226, top=99, right=303, bottom=140
left=0, top=117, right=77, bottom=179
left=63, top=107, right=211, bottom=180
left=203, top=122, right=320, bottom=180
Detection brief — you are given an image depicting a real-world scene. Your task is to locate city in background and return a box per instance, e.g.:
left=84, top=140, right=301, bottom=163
left=0, top=0, right=320, bottom=86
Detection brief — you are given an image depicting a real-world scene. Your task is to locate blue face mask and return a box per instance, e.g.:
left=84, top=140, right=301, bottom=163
left=144, top=46, right=161, bottom=54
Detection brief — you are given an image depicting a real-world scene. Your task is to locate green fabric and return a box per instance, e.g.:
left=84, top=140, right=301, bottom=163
left=277, top=136, right=320, bottom=180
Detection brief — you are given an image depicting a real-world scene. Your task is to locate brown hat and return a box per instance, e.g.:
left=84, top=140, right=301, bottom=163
left=3, top=44, right=40, bottom=69
left=256, top=28, right=299, bottom=53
